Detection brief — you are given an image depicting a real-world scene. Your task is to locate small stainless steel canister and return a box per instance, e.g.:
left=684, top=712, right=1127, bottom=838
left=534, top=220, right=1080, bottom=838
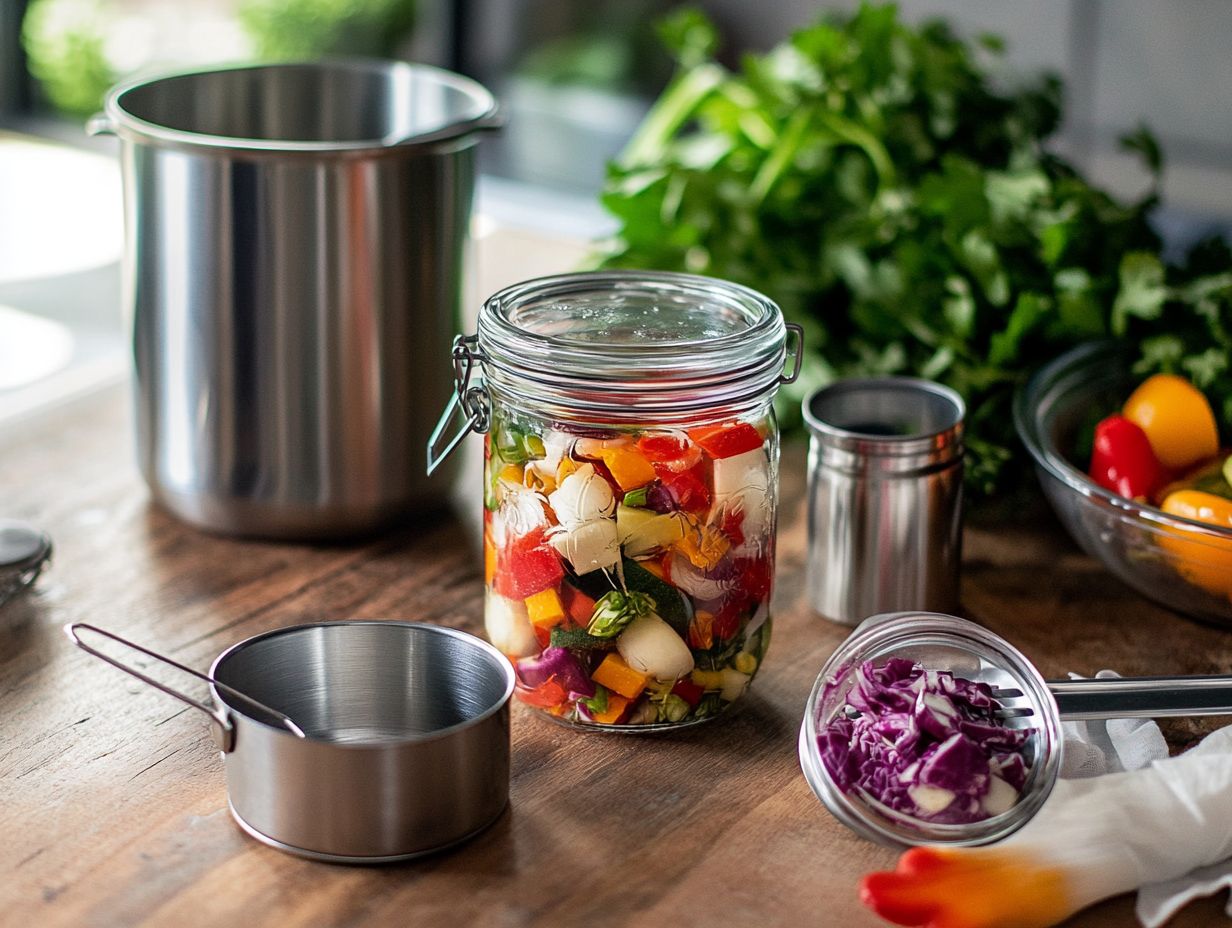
left=803, top=378, right=964, bottom=626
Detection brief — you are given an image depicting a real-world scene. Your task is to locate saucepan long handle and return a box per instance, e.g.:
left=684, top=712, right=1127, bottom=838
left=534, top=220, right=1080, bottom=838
left=1048, top=674, right=1232, bottom=720
left=64, top=623, right=306, bottom=750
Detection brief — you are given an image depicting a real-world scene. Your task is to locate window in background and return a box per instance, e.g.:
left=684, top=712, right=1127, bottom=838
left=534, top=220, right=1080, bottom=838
left=16, top=0, right=422, bottom=120
left=464, top=0, right=676, bottom=193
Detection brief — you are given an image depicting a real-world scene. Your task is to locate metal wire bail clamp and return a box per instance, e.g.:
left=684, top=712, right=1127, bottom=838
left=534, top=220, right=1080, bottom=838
left=426, top=334, right=491, bottom=475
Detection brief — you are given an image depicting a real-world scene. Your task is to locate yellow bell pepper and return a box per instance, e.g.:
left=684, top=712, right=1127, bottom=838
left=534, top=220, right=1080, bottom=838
left=689, top=669, right=726, bottom=691
left=483, top=534, right=497, bottom=587
left=555, top=457, right=578, bottom=485
left=675, top=516, right=731, bottom=570
left=1122, top=374, right=1219, bottom=471
left=597, top=446, right=657, bottom=491
left=524, top=587, right=567, bottom=629
left=1158, top=489, right=1232, bottom=599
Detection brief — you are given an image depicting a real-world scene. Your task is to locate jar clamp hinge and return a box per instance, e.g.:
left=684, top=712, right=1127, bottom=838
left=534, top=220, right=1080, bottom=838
left=426, top=334, right=491, bottom=475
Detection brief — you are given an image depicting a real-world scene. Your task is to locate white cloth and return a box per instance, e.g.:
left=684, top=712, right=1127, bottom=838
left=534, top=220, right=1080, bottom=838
left=1059, top=671, right=1232, bottom=927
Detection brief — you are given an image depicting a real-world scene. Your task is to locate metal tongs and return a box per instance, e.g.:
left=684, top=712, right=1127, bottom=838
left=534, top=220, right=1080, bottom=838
left=994, top=674, right=1232, bottom=721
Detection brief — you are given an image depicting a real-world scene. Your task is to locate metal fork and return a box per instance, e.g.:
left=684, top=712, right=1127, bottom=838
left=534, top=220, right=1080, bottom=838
left=992, top=675, right=1232, bottom=721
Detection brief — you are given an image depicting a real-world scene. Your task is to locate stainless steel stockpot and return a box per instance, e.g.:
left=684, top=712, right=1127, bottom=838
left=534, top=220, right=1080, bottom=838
left=88, top=60, right=500, bottom=539
left=68, top=621, right=515, bottom=863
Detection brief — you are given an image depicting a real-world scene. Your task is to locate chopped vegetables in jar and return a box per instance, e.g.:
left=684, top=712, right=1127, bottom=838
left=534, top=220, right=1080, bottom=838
left=484, top=412, right=775, bottom=728
left=817, top=659, right=1033, bottom=825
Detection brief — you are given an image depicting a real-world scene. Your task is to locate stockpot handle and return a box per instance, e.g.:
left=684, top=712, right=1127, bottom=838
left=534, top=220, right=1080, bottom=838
left=64, top=623, right=306, bottom=751
left=85, top=113, right=115, bottom=137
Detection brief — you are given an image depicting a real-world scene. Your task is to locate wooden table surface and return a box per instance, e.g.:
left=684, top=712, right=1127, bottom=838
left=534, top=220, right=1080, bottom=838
left=3, top=229, right=1230, bottom=928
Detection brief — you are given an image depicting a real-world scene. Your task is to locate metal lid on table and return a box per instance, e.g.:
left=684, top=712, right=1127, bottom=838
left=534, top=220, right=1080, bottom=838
left=0, top=520, right=52, bottom=608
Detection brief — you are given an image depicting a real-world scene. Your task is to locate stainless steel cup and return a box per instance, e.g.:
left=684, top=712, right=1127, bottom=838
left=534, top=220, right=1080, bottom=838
left=88, top=60, right=500, bottom=539
left=803, top=378, right=964, bottom=625
left=68, top=621, right=515, bottom=863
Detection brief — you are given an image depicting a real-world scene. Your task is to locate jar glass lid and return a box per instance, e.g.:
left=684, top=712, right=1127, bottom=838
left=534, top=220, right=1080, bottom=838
left=498, top=280, right=757, bottom=345
left=478, top=271, right=796, bottom=422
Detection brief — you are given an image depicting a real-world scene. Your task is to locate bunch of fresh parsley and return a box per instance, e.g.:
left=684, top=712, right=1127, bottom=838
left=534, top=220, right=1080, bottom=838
left=596, top=4, right=1232, bottom=495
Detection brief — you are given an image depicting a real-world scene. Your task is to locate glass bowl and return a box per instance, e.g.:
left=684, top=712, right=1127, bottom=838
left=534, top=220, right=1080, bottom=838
left=1015, top=341, right=1232, bottom=628
left=798, top=612, right=1062, bottom=848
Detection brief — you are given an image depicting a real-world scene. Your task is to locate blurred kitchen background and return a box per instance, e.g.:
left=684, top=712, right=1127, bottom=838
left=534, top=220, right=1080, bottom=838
left=1, top=0, right=1230, bottom=427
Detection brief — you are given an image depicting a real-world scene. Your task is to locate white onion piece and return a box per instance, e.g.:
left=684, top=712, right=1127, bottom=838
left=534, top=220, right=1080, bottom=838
left=711, top=446, right=769, bottom=498
left=617, top=506, right=687, bottom=557
left=550, top=519, right=620, bottom=574
left=573, top=436, right=631, bottom=459
left=909, top=784, right=957, bottom=815
left=548, top=464, right=615, bottom=530
left=981, top=776, right=1018, bottom=817
left=498, top=485, right=548, bottom=539
left=541, top=429, right=573, bottom=473
left=719, top=667, right=751, bottom=702
left=617, top=613, right=695, bottom=681
left=485, top=592, right=539, bottom=658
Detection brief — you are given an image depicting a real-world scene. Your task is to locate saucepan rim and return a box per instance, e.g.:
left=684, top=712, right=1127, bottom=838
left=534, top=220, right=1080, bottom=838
left=208, top=620, right=516, bottom=748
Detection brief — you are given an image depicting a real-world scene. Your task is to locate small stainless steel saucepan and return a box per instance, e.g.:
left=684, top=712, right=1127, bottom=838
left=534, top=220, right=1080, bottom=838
left=68, top=621, right=515, bottom=863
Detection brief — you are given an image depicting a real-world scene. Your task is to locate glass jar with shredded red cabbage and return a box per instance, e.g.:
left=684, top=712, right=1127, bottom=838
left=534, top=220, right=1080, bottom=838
left=799, top=612, right=1063, bottom=847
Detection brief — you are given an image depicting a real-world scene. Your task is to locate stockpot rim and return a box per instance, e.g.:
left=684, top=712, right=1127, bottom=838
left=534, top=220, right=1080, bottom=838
left=92, top=57, right=501, bottom=156
left=208, top=620, right=516, bottom=748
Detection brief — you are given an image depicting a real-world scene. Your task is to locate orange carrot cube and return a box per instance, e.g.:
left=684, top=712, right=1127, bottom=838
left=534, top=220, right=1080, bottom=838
left=592, top=652, right=649, bottom=699
left=590, top=693, right=631, bottom=725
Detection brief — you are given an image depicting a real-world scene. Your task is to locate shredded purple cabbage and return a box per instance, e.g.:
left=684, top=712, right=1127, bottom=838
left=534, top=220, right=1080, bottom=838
left=817, top=659, right=1032, bottom=825
left=515, top=647, right=596, bottom=699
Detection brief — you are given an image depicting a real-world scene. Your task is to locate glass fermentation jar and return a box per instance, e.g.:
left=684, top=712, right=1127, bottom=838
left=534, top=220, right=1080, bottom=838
left=430, top=271, right=802, bottom=729
left=798, top=612, right=1062, bottom=846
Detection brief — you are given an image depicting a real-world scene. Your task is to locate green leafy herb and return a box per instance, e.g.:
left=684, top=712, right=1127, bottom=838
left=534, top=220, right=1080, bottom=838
left=493, top=421, right=545, bottom=465
left=622, top=485, right=651, bottom=508
left=655, top=693, right=691, bottom=723
left=692, top=692, right=724, bottom=718
left=588, top=590, right=655, bottom=638
left=578, top=685, right=610, bottom=716
left=597, top=4, right=1232, bottom=496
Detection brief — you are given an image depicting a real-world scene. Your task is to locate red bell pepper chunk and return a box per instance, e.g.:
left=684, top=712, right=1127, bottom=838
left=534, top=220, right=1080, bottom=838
left=1088, top=414, right=1169, bottom=500
left=720, top=506, right=745, bottom=548
left=637, top=433, right=703, bottom=473
left=737, top=555, right=773, bottom=602
left=560, top=582, right=596, bottom=627
left=494, top=526, right=564, bottom=600
left=653, top=460, right=711, bottom=513
left=516, top=677, right=569, bottom=709
left=688, top=422, right=763, bottom=459
left=671, top=678, right=705, bottom=707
